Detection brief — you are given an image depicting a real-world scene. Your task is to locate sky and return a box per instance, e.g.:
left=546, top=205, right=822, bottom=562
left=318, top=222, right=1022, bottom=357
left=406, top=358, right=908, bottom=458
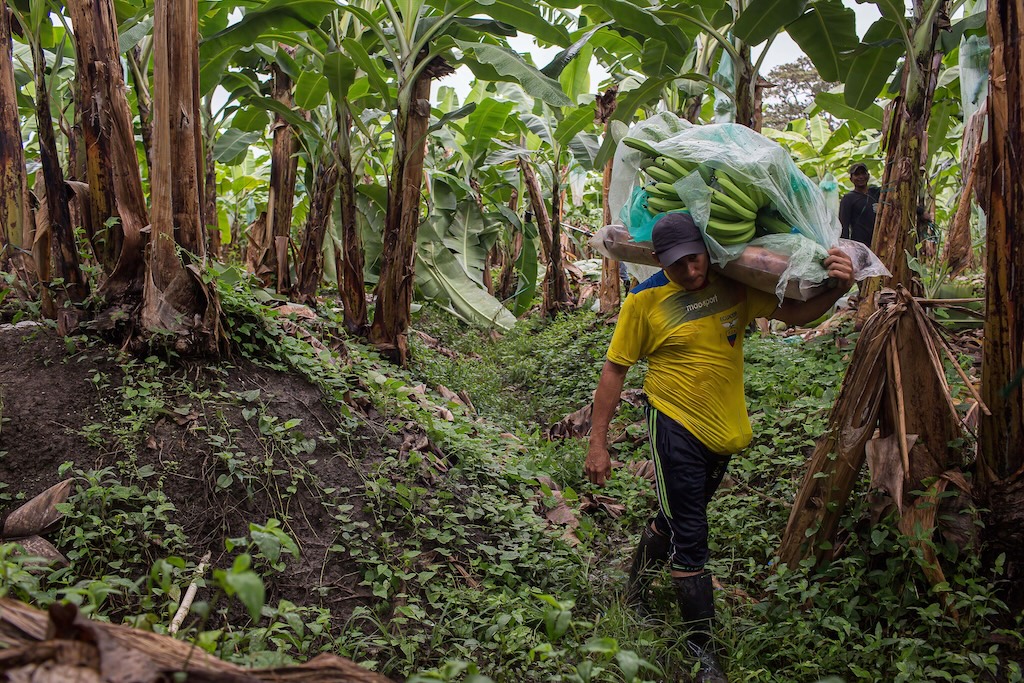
left=434, top=2, right=884, bottom=102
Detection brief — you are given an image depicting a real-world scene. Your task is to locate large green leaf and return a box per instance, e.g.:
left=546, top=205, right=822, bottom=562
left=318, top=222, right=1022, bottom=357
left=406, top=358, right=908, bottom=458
left=813, top=92, right=884, bottom=129
left=554, top=105, right=596, bottom=148
left=294, top=70, right=329, bottom=110
left=592, top=0, right=687, bottom=51
left=641, top=39, right=685, bottom=79
left=461, top=99, right=514, bottom=163
left=786, top=0, right=858, bottom=82
left=937, top=11, right=987, bottom=53
left=843, top=18, right=905, bottom=110
left=568, top=132, right=602, bottom=171
left=733, top=0, right=808, bottom=46
left=442, top=0, right=569, bottom=46
left=118, top=16, right=152, bottom=54
left=820, top=121, right=856, bottom=157
left=542, top=23, right=608, bottom=79
left=231, top=106, right=270, bottom=133
left=199, top=0, right=337, bottom=95
left=215, top=128, right=262, bottom=166
left=417, top=241, right=518, bottom=330
left=324, top=50, right=357, bottom=102
left=454, top=41, right=571, bottom=107
left=927, top=99, right=956, bottom=164
left=341, top=37, right=393, bottom=108
left=512, top=236, right=539, bottom=316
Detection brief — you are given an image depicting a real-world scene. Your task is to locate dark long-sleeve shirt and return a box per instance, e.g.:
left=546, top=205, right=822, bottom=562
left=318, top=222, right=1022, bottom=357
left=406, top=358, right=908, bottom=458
left=839, top=187, right=880, bottom=245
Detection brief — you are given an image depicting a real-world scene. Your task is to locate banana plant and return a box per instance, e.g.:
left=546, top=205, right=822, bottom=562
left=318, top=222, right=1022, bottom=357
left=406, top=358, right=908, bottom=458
left=333, top=0, right=572, bottom=364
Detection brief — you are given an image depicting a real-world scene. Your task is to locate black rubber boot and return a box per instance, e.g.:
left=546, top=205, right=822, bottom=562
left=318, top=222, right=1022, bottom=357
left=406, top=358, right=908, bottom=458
left=624, top=523, right=670, bottom=618
left=674, top=571, right=728, bottom=683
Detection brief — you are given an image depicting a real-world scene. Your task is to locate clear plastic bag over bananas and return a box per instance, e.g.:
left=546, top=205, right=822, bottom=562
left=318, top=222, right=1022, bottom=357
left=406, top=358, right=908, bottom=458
left=624, top=137, right=797, bottom=247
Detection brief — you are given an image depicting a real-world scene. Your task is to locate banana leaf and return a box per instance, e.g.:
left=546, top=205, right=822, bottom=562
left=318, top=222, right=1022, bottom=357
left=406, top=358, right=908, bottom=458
left=417, top=241, right=517, bottom=331
left=513, top=236, right=539, bottom=316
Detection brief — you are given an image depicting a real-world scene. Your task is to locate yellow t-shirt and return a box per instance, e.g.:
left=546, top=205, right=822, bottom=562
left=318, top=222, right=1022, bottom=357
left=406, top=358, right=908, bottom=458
left=607, top=271, right=778, bottom=455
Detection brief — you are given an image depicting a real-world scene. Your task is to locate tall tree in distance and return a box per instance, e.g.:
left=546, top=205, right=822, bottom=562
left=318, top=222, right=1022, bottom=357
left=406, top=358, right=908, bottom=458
left=761, top=57, right=836, bottom=130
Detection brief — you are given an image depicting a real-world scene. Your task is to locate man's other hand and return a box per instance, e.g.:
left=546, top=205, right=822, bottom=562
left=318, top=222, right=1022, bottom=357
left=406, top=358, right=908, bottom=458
left=585, top=443, right=612, bottom=487
left=824, top=247, right=856, bottom=290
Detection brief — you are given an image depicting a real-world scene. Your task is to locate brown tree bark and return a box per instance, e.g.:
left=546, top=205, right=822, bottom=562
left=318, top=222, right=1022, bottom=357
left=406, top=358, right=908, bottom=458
left=167, top=0, right=204, bottom=260
left=31, top=38, right=88, bottom=331
left=369, top=69, right=433, bottom=365
left=943, top=104, right=985, bottom=277
left=856, top=3, right=946, bottom=322
left=335, top=106, right=366, bottom=336
left=734, top=43, right=756, bottom=129
left=294, top=158, right=339, bottom=303
left=979, top=0, right=1024, bottom=612
left=595, top=87, right=621, bottom=313
left=518, top=157, right=570, bottom=318
left=66, top=0, right=149, bottom=301
left=141, top=0, right=221, bottom=355
left=0, top=6, right=32, bottom=276
left=267, top=61, right=298, bottom=293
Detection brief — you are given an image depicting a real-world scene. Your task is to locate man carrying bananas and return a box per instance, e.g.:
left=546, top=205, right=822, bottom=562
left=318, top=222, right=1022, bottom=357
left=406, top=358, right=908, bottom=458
left=585, top=212, right=855, bottom=683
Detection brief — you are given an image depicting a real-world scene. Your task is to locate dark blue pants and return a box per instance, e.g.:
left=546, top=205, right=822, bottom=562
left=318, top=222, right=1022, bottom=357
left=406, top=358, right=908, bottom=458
left=647, top=405, right=731, bottom=572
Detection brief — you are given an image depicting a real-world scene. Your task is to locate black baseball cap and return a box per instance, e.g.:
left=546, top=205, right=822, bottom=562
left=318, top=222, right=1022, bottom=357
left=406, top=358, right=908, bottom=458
left=651, top=213, right=707, bottom=267
left=849, top=162, right=868, bottom=174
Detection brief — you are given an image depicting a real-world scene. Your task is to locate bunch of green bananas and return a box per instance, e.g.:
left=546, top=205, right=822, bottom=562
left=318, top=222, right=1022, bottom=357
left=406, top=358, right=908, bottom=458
left=623, top=137, right=796, bottom=246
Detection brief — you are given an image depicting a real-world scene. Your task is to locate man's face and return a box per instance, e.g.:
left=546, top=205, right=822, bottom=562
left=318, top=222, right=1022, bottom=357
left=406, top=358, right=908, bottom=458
left=851, top=169, right=869, bottom=188
left=664, top=252, right=710, bottom=291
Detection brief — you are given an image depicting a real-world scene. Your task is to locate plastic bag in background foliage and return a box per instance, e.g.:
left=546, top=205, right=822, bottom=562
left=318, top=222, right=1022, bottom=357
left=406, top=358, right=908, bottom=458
left=819, top=172, right=839, bottom=227
left=609, top=112, right=889, bottom=300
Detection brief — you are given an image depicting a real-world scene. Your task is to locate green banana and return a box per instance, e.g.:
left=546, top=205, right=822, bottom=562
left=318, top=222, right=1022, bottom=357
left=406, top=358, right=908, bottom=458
left=647, top=182, right=682, bottom=200
left=706, top=218, right=755, bottom=245
left=623, top=137, right=664, bottom=158
left=646, top=196, right=686, bottom=212
left=656, top=156, right=696, bottom=180
left=714, top=172, right=759, bottom=213
left=716, top=225, right=756, bottom=245
left=709, top=201, right=744, bottom=221
left=709, top=188, right=756, bottom=220
left=645, top=165, right=680, bottom=184
left=756, top=213, right=792, bottom=234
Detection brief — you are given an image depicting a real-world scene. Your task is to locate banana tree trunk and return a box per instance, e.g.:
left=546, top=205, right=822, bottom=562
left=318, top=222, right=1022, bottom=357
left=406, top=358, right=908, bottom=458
left=856, top=4, right=946, bottom=322
left=335, top=106, right=366, bottom=336
left=734, top=43, right=756, bottom=129
left=294, top=158, right=339, bottom=303
left=267, top=61, right=298, bottom=293
left=66, top=0, right=149, bottom=302
left=518, top=158, right=570, bottom=317
left=943, top=104, right=986, bottom=276
left=31, top=39, right=88, bottom=331
left=142, top=0, right=222, bottom=354
left=979, top=0, right=1024, bottom=612
left=370, top=69, right=433, bottom=365
left=1, top=6, right=32, bottom=278
left=596, top=87, right=621, bottom=313
left=495, top=190, right=520, bottom=301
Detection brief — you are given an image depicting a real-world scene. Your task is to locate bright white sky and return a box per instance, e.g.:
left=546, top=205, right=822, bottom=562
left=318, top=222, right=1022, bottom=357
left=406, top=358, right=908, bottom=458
left=435, top=2, right=883, bottom=101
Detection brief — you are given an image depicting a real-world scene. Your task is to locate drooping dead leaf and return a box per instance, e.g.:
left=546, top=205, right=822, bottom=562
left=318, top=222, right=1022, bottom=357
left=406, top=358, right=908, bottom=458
left=546, top=403, right=593, bottom=440
left=580, top=493, right=626, bottom=518
left=2, top=480, right=73, bottom=539
left=628, top=459, right=656, bottom=482
left=544, top=491, right=579, bottom=527
left=866, top=433, right=918, bottom=518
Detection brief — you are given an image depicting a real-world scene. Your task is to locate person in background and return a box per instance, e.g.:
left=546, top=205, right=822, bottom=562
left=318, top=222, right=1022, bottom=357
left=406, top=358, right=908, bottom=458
left=838, top=162, right=881, bottom=246
left=586, top=213, right=855, bottom=683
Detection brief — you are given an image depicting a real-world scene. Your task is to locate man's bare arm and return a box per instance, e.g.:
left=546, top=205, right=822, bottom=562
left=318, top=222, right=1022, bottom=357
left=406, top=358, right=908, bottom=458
left=585, top=360, right=630, bottom=487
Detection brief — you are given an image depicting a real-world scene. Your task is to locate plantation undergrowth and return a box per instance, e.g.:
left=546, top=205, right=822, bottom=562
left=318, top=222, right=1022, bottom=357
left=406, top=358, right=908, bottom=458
left=1, top=283, right=1021, bottom=683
